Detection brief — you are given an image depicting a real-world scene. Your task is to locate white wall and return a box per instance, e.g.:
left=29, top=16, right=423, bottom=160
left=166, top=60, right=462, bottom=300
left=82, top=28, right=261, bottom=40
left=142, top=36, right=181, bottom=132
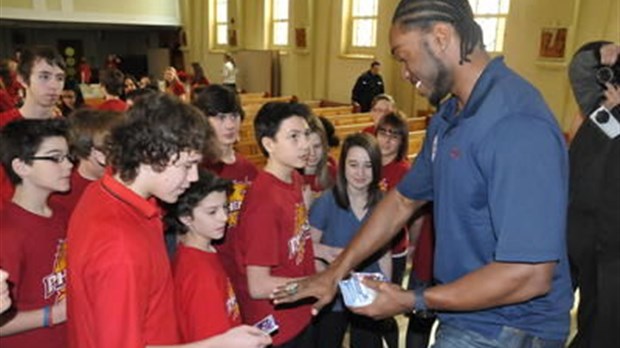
left=0, top=0, right=181, bottom=26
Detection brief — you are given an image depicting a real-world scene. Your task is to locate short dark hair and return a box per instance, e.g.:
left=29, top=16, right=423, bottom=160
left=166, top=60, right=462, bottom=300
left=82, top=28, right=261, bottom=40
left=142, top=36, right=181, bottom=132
left=0, top=118, right=69, bottom=185
left=125, top=88, right=157, bottom=105
left=333, top=133, right=383, bottom=210
left=17, top=45, right=66, bottom=85
left=164, top=169, right=232, bottom=235
left=371, top=61, right=381, bottom=68
left=68, top=109, right=126, bottom=159
left=193, top=84, right=245, bottom=120
left=392, top=0, right=484, bottom=64
left=62, top=78, right=85, bottom=107
left=253, top=102, right=311, bottom=157
left=105, top=93, right=208, bottom=183
left=100, top=68, right=125, bottom=96
left=376, top=112, right=409, bottom=162
left=318, top=116, right=340, bottom=148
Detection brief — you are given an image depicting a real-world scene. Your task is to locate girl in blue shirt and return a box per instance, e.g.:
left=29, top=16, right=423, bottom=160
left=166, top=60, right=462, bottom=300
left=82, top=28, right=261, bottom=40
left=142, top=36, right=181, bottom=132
left=310, top=132, right=391, bottom=348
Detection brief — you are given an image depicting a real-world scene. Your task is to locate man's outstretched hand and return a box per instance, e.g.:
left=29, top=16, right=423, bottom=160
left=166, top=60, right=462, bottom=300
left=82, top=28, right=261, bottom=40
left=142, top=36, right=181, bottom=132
left=349, top=278, right=415, bottom=320
left=271, top=269, right=340, bottom=315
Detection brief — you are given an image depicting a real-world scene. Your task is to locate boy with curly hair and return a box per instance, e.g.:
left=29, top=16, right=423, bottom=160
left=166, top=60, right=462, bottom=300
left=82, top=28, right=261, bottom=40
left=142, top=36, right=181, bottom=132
left=66, top=93, right=271, bottom=348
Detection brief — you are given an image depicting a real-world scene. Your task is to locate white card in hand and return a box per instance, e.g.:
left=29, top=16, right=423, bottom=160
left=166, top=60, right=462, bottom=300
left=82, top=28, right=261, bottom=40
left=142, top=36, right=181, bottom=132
left=338, top=272, right=385, bottom=308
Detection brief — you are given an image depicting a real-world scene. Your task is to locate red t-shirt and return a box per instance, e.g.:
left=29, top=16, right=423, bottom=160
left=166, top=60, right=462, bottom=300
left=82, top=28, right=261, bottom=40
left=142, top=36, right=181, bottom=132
left=0, top=89, right=15, bottom=112
left=302, top=156, right=337, bottom=194
left=205, top=154, right=258, bottom=276
left=363, top=124, right=376, bottom=135
left=413, top=214, right=435, bottom=282
left=5, top=77, right=23, bottom=105
left=0, top=107, right=23, bottom=128
left=79, top=63, right=92, bottom=84
left=380, top=159, right=411, bottom=256
left=0, top=201, right=69, bottom=348
left=67, top=174, right=179, bottom=348
left=191, top=77, right=210, bottom=89
left=173, top=245, right=242, bottom=342
left=97, top=99, right=128, bottom=112
left=380, top=159, right=410, bottom=191
left=167, top=80, right=186, bottom=98
left=49, top=169, right=94, bottom=215
left=230, top=170, right=315, bottom=345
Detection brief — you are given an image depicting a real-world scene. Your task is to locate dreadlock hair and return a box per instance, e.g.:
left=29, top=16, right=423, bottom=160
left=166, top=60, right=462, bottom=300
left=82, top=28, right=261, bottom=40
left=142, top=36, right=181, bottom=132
left=392, top=0, right=484, bottom=65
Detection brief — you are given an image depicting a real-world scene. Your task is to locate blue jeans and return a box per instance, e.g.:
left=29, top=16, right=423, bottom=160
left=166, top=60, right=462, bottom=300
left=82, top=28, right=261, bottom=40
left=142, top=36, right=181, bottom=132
left=432, top=323, right=565, bottom=348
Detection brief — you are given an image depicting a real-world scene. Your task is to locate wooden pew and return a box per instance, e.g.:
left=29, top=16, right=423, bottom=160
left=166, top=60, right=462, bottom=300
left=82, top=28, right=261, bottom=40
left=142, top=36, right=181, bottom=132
left=242, top=95, right=296, bottom=107
left=241, top=95, right=298, bottom=119
left=239, top=92, right=268, bottom=104
left=408, top=130, right=426, bottom=156
left=312, top=105, right=354, bottom=117
left=408, top=117, right=427, bottom=131
left=234, top=140, right=267, bottom=168
left=323, top=112, right=373, bottom=126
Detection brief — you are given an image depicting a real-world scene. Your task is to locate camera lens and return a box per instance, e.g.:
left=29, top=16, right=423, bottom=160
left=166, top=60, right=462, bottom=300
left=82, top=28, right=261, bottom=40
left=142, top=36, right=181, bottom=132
left=596, top=66, right=614, bottom=84
left=595, top=110, right=610, bottom=124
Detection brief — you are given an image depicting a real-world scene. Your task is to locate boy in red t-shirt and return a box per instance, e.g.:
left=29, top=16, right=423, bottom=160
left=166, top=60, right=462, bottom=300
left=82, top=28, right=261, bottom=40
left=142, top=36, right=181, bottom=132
left=229, top=102, right=316, bottom=347
left=66, top=93, right=270, bottom=348
left=375, top=112, right=411, bottom=284
left=193, top=84, right=258, bottom=274
left=375, top=111, right=412, bottom=348
left=97, top=68, right=128, bottom=112
left=165, top=169, right=243, bottom=342
left=50, top=109, right=125, bottom=214
left=0, top=46, right=66, bottom=206
left=0, top=118, right=72, bottom=347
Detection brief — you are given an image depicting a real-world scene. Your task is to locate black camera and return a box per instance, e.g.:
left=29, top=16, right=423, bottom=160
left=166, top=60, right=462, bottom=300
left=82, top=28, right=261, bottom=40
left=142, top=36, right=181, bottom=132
left=596, top=62, right=620, bottom=85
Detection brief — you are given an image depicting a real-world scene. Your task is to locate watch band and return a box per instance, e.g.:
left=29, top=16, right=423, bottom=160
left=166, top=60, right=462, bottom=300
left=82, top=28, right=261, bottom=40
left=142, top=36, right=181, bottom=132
left=414, top=287, right=427, bottom=313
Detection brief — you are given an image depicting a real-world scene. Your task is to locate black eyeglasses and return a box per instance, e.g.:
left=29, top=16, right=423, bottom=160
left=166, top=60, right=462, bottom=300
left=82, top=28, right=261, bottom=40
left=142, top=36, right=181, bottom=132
left=28, top=154, right=76, bottom=164
left=376, top=127, right=401, bottom=140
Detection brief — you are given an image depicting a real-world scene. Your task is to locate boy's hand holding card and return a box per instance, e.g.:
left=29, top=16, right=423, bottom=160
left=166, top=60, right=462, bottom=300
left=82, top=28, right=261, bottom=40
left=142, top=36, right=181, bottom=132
left=254, top=314, right=279, bottom=335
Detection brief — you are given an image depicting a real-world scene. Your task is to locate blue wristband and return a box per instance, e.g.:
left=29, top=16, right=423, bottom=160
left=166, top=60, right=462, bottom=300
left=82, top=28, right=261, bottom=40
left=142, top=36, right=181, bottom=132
left=414, top=287, right=427, bottom=313
left=43, top=305, right=51, bottom=328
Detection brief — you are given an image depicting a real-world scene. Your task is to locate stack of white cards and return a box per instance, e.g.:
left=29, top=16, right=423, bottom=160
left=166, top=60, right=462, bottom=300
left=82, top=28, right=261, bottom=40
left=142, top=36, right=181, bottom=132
left=338, top=272, right=386, bottom=308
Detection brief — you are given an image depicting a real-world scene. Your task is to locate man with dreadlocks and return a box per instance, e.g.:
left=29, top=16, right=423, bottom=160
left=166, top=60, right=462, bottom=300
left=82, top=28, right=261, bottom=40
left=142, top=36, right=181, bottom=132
left=272, top=0, right=573, bottom=347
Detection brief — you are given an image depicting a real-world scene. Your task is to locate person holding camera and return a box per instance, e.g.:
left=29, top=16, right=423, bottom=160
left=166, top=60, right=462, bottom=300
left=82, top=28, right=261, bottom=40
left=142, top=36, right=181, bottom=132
left=567, top=41, right=620, bottom=348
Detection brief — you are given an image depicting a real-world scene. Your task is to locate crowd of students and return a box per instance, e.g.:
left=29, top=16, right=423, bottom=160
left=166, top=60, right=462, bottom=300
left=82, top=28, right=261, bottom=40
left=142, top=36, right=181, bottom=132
left=0, top=42, right=428, bottom=348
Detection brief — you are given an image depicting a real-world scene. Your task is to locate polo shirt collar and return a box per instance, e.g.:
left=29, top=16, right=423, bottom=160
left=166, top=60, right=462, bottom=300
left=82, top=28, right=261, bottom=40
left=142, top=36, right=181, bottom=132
left=101, top=173, right=161, bottom=219
left=439, top=56, right=507, bottom=123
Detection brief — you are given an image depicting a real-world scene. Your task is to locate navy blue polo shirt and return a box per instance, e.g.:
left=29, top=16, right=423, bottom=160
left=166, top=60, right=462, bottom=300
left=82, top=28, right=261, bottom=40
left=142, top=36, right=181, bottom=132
left=397, top=57, right=573, bottom=340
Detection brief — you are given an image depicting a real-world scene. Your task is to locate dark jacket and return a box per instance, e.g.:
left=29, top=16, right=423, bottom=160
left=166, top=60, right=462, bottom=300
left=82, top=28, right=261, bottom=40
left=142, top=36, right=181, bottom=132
left=351, top=70, right=384, bottom=112
left=566, top=41, right=620, bottom=348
